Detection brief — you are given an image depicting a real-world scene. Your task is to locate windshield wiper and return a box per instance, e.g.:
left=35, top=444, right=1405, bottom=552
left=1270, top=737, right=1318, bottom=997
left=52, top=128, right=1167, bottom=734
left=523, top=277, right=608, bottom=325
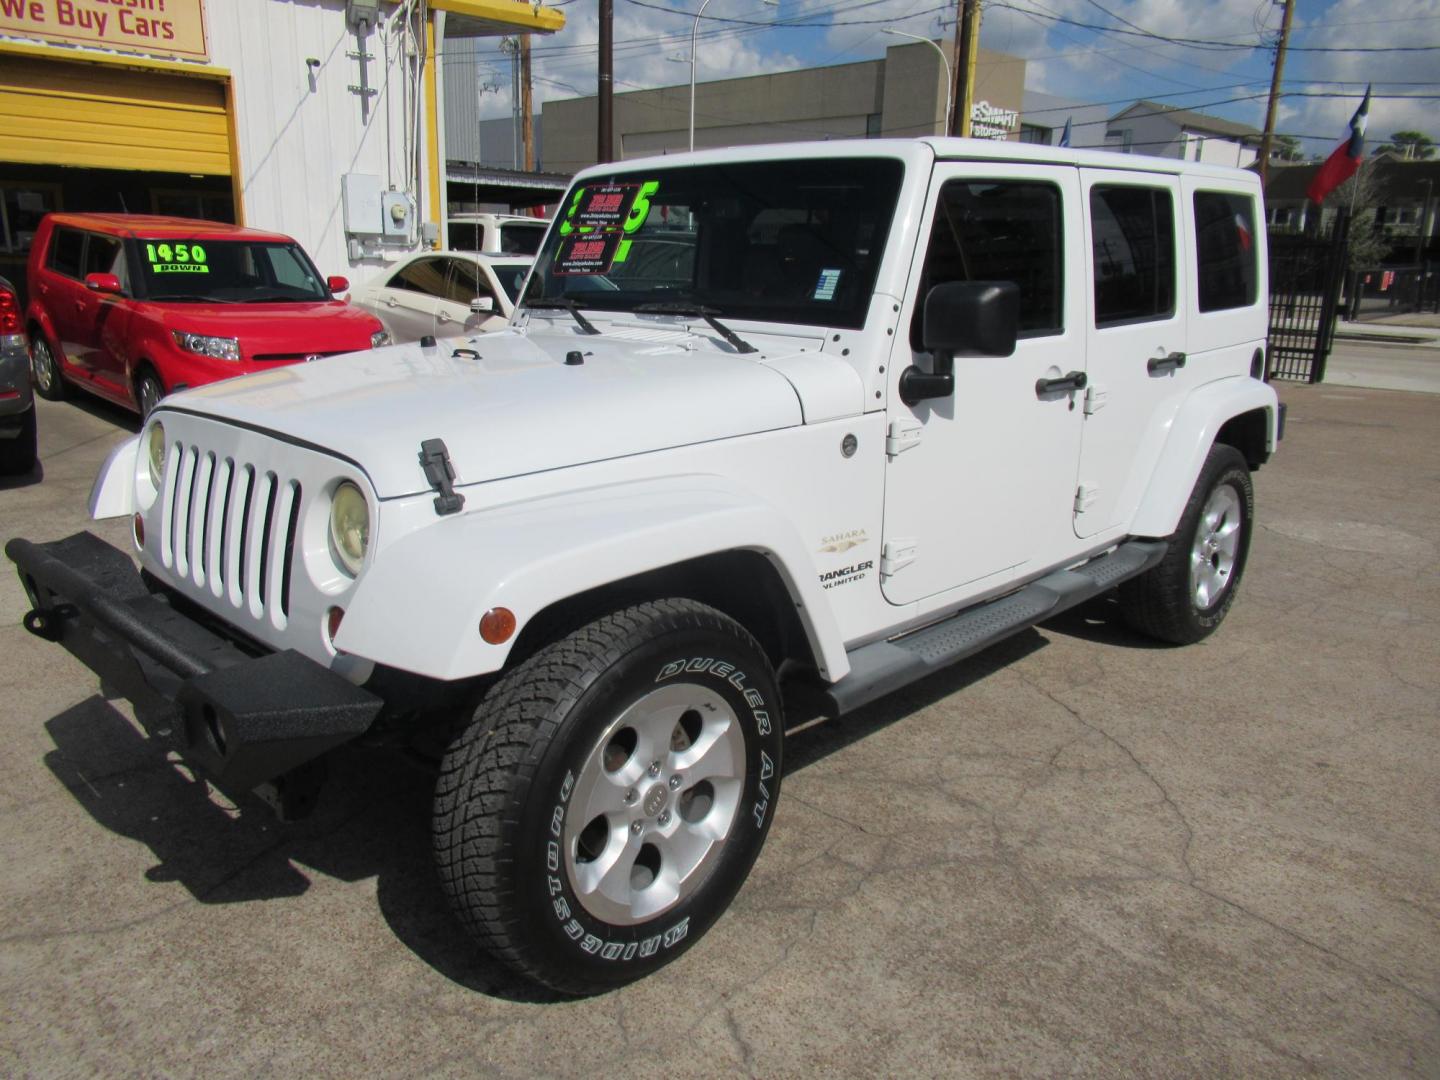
left=521, top=297, right=600, bottom=335
left=635, top=303, right=757, bottom=354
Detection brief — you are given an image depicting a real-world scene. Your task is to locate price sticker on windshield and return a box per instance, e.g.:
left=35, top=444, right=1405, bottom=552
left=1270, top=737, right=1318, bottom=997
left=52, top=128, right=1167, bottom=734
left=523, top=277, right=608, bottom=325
left=554, top=234, right=625, bottom=275
left=559, top=181, right=659, bottom=238
left=146, top=242, right=209, bottom=274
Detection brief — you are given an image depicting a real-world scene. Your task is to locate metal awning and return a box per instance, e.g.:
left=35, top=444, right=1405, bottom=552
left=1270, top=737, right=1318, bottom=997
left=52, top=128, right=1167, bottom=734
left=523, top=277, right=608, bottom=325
left=445, top=162, right=571, bottom=207
left=433, top=0, right=566, bottom=36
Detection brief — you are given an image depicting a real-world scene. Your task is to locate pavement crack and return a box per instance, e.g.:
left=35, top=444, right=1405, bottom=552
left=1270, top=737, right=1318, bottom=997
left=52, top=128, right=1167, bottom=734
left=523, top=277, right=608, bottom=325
left=722, top=1003, right=758, bottom=1076
left=1018, top=671, right=1198, bottom=884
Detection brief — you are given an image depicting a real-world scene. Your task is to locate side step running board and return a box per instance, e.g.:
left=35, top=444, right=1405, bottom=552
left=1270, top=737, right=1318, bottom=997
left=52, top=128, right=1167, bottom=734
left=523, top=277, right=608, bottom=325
left=821, top=539, right=1166, bottom=717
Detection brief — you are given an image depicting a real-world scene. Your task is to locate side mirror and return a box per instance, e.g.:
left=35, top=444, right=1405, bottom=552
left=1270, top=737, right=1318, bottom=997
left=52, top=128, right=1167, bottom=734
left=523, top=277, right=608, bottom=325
left=326, top=275, right=350, bottom=295
left=899, top=281, right=1020, bottom=406
left=469, top=295, right=495, bottom=315
left=85, top=272, right=124, bottom=295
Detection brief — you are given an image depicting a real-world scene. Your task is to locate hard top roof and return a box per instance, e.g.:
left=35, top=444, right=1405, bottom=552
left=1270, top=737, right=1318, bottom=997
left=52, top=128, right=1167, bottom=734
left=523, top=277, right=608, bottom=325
left=45, top=213, right=296, bottom=244
left=572, top=136, right=1262, bottom=187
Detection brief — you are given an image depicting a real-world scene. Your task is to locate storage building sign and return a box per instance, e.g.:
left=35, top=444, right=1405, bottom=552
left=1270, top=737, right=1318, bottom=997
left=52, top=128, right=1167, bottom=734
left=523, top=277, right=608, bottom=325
left=1, top=0, right=209, bottom=60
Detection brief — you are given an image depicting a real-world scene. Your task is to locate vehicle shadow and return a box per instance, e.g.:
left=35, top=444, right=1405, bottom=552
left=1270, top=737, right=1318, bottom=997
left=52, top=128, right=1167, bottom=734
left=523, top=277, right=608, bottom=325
left=40, top=692, right=565, bottom=1002
left=62, top=389, right=142, bottom=435
left=40, top=627, right=1056, bottom=1003
left=1038, top=594, right=1173, bottom=650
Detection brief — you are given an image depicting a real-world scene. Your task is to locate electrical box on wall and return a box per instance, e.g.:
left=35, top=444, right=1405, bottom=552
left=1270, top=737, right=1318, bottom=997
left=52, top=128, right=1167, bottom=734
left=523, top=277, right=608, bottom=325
left=381, top=191, right=415, bottom=239
left=341, top=173, right=383, bottom=236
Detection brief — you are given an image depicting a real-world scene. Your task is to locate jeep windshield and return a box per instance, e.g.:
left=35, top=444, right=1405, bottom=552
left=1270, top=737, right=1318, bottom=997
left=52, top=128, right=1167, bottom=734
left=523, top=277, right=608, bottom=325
left=133, top=239, right=331, bottom=303
left=525, top=157, right=905, bottom=330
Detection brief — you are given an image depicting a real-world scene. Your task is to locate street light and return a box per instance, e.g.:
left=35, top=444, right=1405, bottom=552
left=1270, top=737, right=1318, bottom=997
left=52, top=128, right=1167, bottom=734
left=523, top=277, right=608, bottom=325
left=882, top=29, right=952, bottom=137
left=690, top=0, right=775, bottom=152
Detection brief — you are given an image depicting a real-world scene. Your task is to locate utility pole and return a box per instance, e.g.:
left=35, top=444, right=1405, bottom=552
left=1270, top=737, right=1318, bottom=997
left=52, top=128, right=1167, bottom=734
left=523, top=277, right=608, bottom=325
left=948, top=0, right=981, bottom=137
left=598, top=0, right=614, bottom=164
left=1257, top=0, right=1296, bottom=188
left=520, top=34, right=534, bottom=171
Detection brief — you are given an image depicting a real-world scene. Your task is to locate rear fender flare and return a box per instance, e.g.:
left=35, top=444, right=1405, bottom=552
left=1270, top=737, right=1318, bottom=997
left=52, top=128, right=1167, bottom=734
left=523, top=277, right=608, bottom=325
left=1130, top=378, right=1279, bottom=538
left=335, top=475, right=850, bottom=684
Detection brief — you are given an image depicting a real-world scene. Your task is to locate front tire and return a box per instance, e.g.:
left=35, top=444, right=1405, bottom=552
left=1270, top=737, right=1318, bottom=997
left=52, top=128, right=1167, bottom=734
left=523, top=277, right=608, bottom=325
left=434, top=599, right=783, bottom=995
left=1120, top=443, right=1254, bottom=644
left=30, top=336, right=65, bottom=401
left=135, top=369, right=165, bottom=419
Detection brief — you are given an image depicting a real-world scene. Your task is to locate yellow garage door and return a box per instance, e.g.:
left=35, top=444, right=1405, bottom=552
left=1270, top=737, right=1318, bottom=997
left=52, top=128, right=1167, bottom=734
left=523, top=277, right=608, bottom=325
left=0, top=55, right=230, bottom=176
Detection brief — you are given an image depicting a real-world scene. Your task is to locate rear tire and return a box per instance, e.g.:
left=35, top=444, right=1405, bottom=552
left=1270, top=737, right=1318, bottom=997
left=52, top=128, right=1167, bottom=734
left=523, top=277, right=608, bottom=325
left=0, top=406, right=38, bottom=476
left=1120, top=443, right=1253, bottom=644
left=30, top=336, right=65, bottom=401
left=434, top=599, right=783, bottom=995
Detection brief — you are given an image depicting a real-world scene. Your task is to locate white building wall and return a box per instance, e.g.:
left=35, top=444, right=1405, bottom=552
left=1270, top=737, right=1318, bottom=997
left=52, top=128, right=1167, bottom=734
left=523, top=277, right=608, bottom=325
left=206, top=0, right=433, bottom=276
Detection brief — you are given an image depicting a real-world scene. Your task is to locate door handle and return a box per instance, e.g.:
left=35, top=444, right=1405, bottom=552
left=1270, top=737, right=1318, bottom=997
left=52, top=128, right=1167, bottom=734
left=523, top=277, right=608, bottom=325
left=384, top=295, right=397, bottom=307
left=1147, top=351, right=1187, bottom=375
left=437, top=310, right=453, bottom=324
left=1035, top=370, right=1088, bottom=397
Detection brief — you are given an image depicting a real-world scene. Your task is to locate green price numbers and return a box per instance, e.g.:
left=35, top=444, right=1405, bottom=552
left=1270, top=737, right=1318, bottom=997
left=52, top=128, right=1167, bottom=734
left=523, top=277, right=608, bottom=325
left=146, top=242, right=208, bottom=266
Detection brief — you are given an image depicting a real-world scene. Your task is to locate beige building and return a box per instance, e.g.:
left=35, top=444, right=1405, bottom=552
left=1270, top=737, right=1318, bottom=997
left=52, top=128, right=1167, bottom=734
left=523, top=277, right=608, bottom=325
left=540, top=41, right=1027, bottom=175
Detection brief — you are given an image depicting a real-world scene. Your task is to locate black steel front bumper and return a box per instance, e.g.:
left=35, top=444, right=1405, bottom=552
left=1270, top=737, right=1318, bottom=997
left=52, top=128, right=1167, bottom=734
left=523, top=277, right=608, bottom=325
left=7, top=532, right=382, bottom=794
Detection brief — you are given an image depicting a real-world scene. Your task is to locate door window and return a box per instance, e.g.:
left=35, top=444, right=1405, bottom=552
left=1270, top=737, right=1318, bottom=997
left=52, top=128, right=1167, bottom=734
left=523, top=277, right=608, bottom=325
left=1090, top=185, right=1175, bottom=326
left=83, top=234, right=127, bottom=288
left=1193, top=191, right=1258, bottom=312
left=49, top=227, right=85, bottom=278
left=910, top=179, right=1064, bottom=351
left=388, top=258, right=449, bottom=297
left=442, top=258, right=496, bottom=305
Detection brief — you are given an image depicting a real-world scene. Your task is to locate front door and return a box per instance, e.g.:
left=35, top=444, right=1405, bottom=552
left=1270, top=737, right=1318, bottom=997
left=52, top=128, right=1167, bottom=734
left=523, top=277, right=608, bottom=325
left=378, top=257, right=449, bottom=341
left=881, top=164, right=1088, bottom=607
left=76, top=231, right=134, bottom=399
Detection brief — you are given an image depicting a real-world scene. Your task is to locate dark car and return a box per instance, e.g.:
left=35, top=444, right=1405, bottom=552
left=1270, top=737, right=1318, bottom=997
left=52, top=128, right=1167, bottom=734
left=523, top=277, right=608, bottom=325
left=25, top=214, right=389, bottom=417
left=0, top=275, right=37, bottom=476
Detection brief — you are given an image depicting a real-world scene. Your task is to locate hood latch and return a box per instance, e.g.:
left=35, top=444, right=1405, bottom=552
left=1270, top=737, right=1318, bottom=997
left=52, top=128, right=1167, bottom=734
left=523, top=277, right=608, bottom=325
left=419, top=439, right=465, bottom=516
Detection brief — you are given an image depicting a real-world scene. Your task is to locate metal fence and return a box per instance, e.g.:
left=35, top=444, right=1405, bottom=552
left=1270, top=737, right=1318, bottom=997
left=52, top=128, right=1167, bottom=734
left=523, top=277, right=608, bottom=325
left=1345, top=263, right=1440, bottom=321
left=1267, top=213, right=1351, bottom=382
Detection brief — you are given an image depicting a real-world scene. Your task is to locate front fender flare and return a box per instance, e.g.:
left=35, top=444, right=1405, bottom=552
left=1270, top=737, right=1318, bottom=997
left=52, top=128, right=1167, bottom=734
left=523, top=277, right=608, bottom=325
left=335, top=475, right=850, bottom=684
left=1130, top=377, right=1279, bottom=538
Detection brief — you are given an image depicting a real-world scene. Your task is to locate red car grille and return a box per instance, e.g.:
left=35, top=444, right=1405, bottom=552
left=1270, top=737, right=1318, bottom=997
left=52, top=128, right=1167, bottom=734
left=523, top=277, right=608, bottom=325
left=250, top=350, right=347, bottom=363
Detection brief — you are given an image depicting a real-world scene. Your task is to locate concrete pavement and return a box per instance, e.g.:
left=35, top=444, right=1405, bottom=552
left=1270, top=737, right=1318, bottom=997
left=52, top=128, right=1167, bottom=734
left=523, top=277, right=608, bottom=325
left=1, top=384, right=1437, bottom=1077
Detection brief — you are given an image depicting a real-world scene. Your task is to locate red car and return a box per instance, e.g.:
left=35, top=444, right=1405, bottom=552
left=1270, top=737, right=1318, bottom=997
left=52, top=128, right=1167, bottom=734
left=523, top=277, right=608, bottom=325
left=25, top=214, right=389, bottom=417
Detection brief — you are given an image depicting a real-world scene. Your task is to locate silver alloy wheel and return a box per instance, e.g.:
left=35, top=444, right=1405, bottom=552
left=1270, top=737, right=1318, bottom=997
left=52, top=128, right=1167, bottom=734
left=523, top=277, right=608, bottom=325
left=564, top=682, right=746, bottom=926
left=1189, top=483, right=1243, bottom=609
left=31, top=339, right=54, bottom=393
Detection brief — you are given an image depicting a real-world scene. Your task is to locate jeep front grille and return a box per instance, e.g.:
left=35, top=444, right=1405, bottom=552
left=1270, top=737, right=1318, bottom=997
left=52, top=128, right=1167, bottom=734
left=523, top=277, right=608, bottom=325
left=160, top=442, right=302, bottom=629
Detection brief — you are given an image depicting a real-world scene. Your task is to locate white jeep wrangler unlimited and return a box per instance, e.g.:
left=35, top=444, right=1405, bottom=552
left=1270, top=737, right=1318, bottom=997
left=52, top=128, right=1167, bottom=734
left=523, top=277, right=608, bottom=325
left=8, top=138, right=1279, bottom=995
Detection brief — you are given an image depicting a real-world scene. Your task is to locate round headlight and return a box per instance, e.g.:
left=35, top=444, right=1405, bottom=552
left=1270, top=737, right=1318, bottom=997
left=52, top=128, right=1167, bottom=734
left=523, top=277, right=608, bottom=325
left=330, top=481, right=369, bottom=575
left=146, top=421, right=167, bottom=489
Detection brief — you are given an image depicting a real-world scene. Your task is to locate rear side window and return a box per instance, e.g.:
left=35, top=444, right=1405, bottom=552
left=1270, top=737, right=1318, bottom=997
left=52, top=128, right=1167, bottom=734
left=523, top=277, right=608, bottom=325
left=499, top=224, right=544, bottom=255
left=910, top=179, right=1064, bottom=350
left=389, top=258, right=448, bottom=297
left=1194, top=191, right=1258, bottom=311
left=1090, top=186, right=1175, bottom=326
left=49, top=227, right=85, bottom=278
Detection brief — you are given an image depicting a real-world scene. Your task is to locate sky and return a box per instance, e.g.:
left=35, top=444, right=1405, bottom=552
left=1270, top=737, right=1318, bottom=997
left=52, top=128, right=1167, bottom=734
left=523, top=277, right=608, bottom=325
left=441, top=0, right=1440, bottom=158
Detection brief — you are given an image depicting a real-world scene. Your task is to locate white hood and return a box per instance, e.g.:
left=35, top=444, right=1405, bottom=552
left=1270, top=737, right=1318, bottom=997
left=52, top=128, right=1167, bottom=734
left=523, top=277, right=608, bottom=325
left=163, top=327, right=840, bottom=498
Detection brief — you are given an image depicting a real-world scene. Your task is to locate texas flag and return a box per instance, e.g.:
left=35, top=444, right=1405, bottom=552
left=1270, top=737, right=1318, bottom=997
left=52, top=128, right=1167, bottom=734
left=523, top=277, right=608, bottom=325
left=1306, top=85, right=1372, bottom=204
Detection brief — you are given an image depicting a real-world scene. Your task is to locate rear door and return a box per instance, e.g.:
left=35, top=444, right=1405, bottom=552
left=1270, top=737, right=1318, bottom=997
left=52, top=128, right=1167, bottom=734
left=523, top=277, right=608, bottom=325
left=36, top=225, right=90, bottom=378
left=880, top=164, right=1088, bottom=606
left=1074, top=170, right=1191, bottom=539
left=373, top=257, right=448, bottom=341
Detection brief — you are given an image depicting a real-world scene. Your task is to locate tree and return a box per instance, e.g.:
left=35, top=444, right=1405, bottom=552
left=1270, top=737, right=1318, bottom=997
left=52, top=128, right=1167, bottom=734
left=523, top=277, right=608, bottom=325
left=1322, top=163, right=1392, bottom=268
left=1272, top=134, right=1304, bottom=162
left=1374, top=131, right=1436, bottom=160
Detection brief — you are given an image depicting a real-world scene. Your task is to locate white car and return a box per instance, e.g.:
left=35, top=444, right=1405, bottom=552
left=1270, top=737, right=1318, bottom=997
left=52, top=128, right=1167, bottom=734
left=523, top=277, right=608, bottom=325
left=11, top=138, right=1280, bottom=997
left=446, top=212, right=549, bottom=256
left=349, top=251, right=532, bottom=342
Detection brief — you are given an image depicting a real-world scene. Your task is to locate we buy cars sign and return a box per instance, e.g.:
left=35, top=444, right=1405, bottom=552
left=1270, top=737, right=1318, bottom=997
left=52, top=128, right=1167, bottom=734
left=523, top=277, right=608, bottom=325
left=1, top=0, right=208, bottom=60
